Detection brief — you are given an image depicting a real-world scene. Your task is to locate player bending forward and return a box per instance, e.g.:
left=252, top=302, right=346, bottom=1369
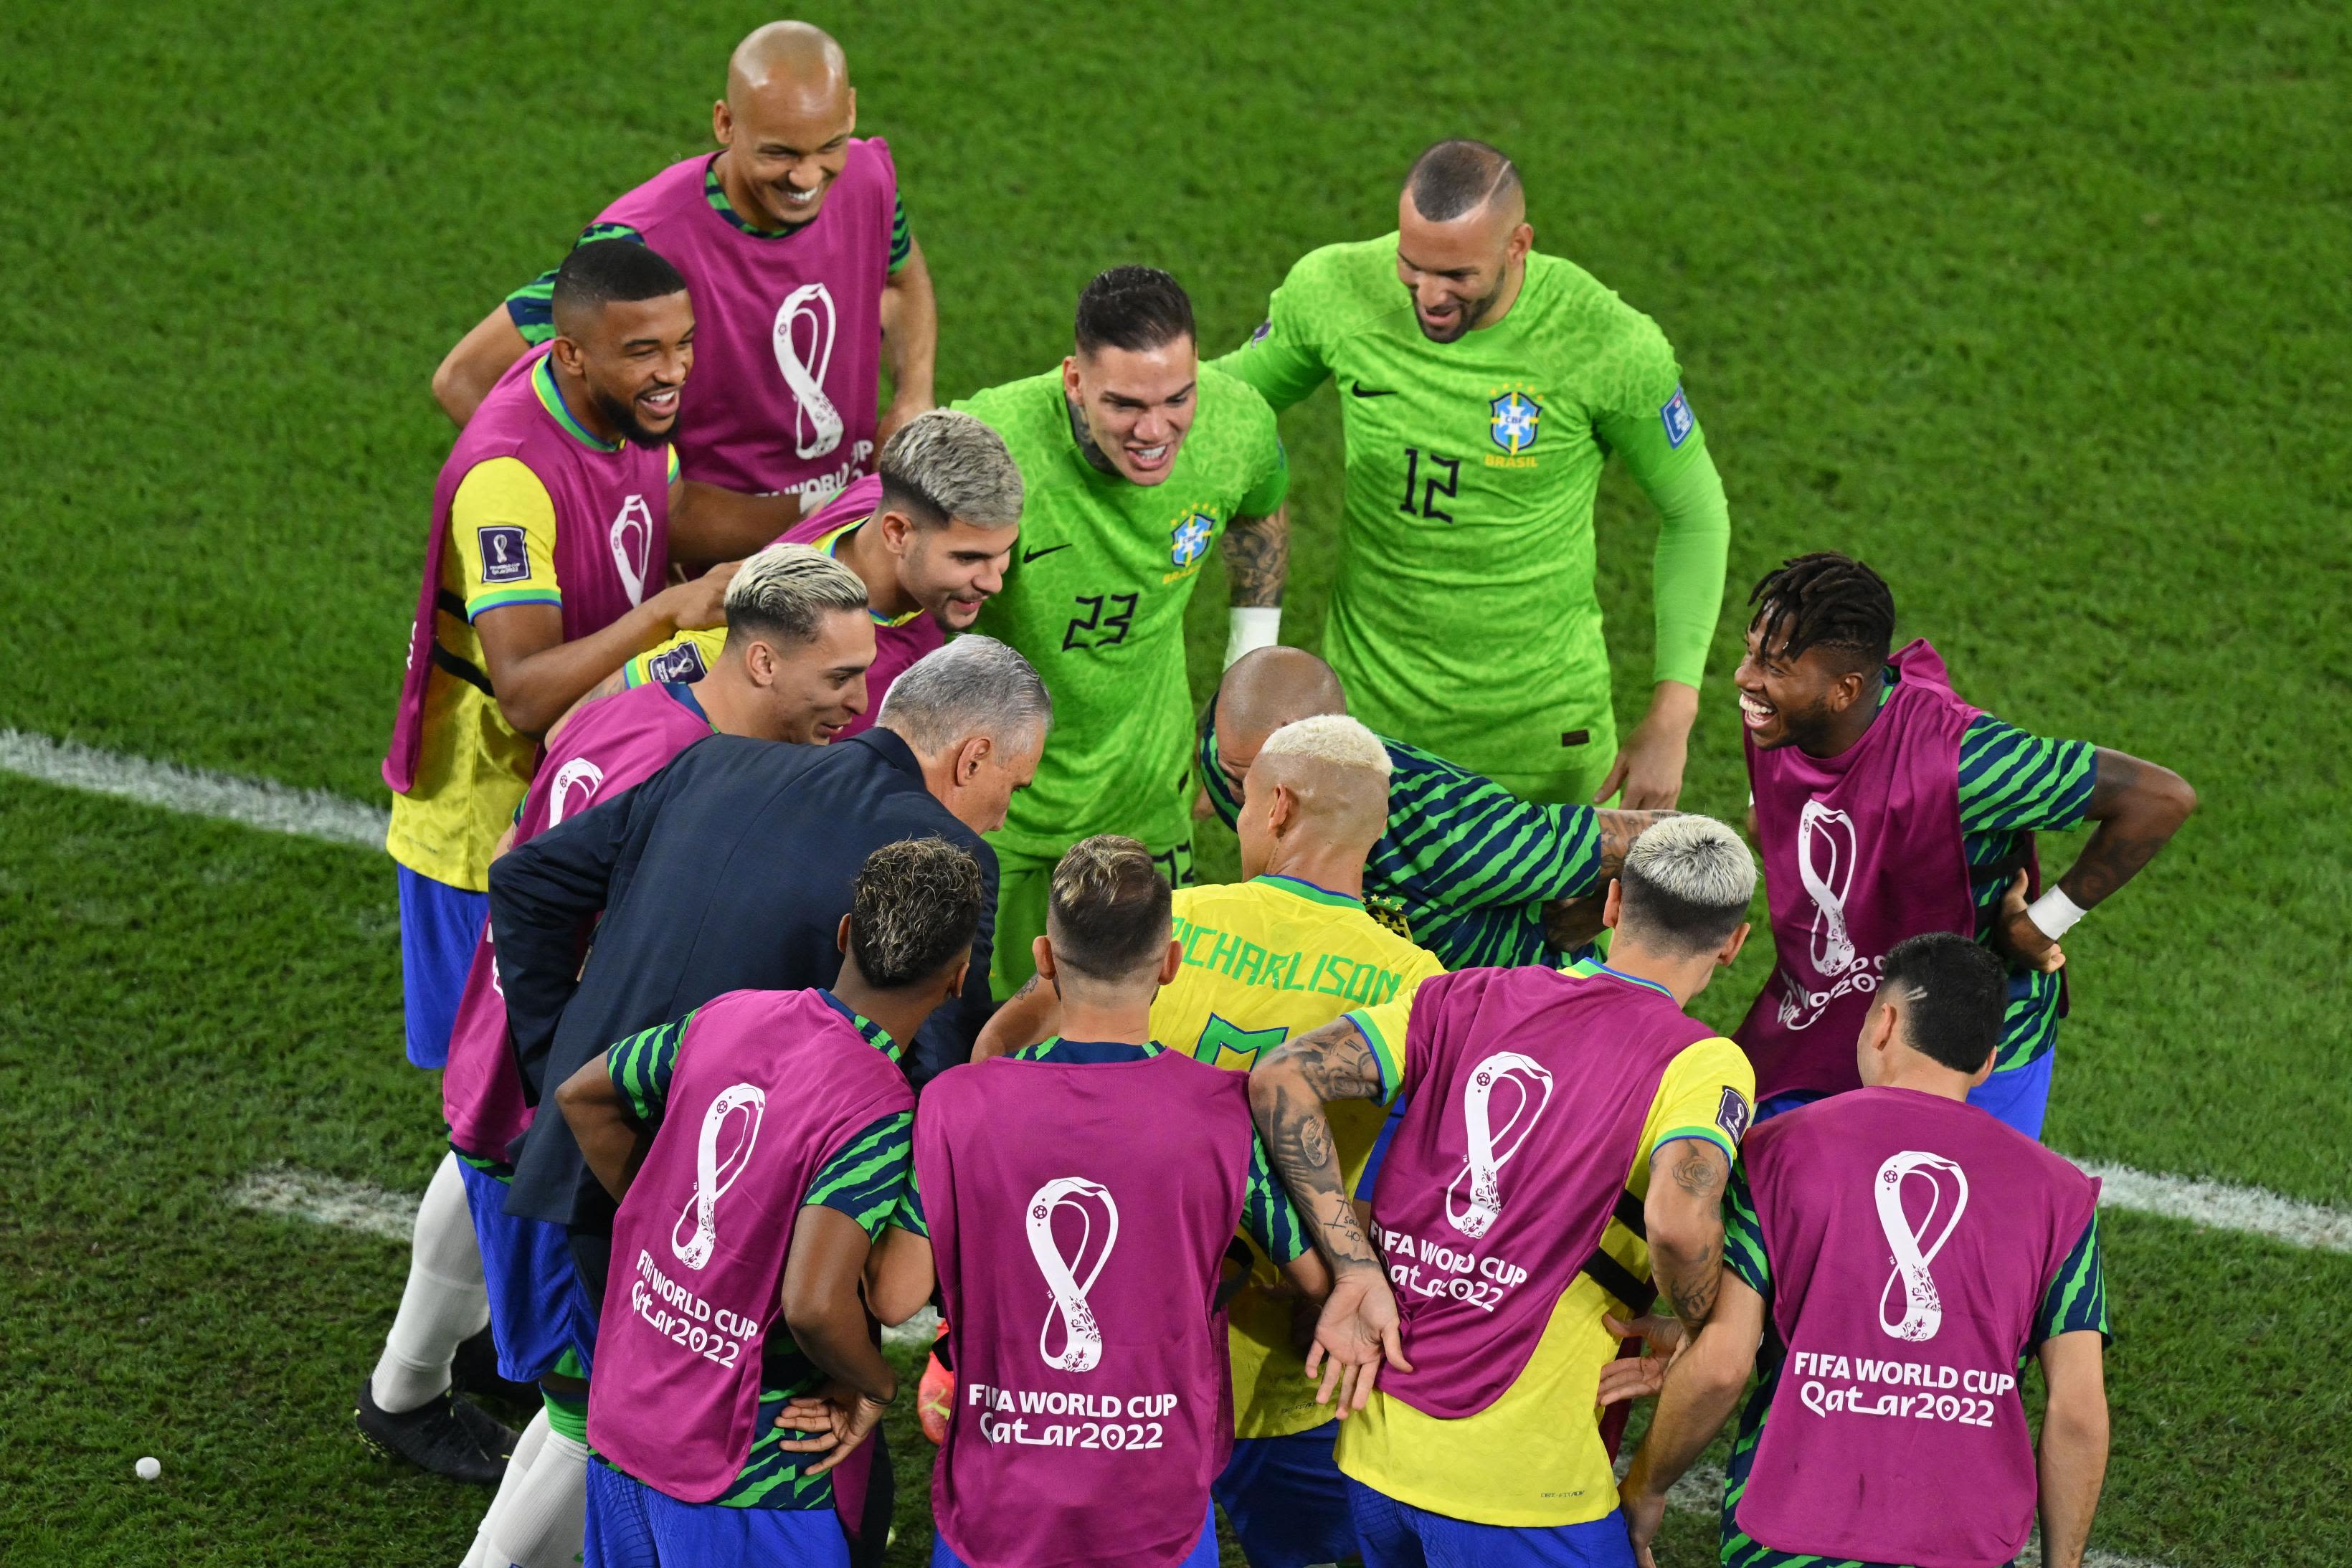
left=553, top=838, right=985, bottom=1567
left=980, top=714, right=1447, bottom=1568
left=1251, top=817, right=1761, bottom=1568
left=434, top=545, right=875, bottom=1568
left=853, top=837, right=1330, bottom=1568
left=1616, top=933, right=2111, bottom=1568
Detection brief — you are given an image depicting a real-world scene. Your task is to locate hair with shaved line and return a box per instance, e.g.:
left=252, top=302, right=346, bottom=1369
left=1404, top=139, right=1523, bottom=221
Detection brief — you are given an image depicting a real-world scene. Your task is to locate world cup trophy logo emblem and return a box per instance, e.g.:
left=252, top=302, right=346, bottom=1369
left=1874, top=1150, right=1969, bottom=1342
left=609, top=493, right=654, bottom=607
left=671, top=1082, right=767, bottom=1271
left=1027, top=1176, right=1119, bottom=1373
left=546, top=757, right=604, bottom=827
left=772, top=282, right=845, bottom=460
left=1445, top=1051, right=1554, bottom=1237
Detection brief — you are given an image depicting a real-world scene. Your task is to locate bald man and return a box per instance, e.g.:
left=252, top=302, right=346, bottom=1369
left=433, top=22, right=937, bottom=536
left=978, top=715, right=1444, bottom=1568
left=1215, top=139, right=1732, bottom=810
left=1195, top=647, right=1671, bottom=972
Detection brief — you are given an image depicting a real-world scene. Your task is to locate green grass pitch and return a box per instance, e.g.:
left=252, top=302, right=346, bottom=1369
left=1, top=1, right=2346, bottom=1563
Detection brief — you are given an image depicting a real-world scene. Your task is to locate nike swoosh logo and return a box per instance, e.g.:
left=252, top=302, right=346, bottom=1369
left=1022, top=543, right=1073, bottom=564
left=1350, top=382, right=1398, bottom=398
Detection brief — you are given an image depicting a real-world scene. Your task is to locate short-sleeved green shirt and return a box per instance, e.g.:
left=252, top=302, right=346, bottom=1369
left=957, top=366, right=1288, bottom=861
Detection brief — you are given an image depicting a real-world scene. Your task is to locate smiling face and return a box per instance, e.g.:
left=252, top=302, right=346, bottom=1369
left=559, top=291, right=695, bottom=447
left=747, top=607, right=876, bottom=743
left=1062, top=336, right=1199, bottom=486
left=1732, top=616, right=1873, bottom=753
left=1395, top=188, right=1532, bottom=343
left=891, top=514, right=1018, bottom=630
left=713, top=70, right=856, bottom=229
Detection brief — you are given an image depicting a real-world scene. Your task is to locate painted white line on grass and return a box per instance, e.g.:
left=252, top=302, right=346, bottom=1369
left=2083, top=1159, right=2352, bottom=1253
left=229, top=1165, right=415, bottom=1242
left=0, top=728, right=385, bottom=849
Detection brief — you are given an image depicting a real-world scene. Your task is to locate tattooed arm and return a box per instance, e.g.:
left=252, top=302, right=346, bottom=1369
left=1248, top=1017, right=1413, bottom=1412
left=1995, top=748, right=2196, bottom=971
left=1646, top=1137, right=1730, bottom=1335
left=971, top=972, right=1058, bottom=1062
left=1223, top=501, right=1290, bottom=609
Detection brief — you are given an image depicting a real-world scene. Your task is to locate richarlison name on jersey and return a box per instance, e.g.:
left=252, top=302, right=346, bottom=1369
left=1788, top=1349, right=2018, bottom=1429
left=1172, top=912, right=1411, bottom=1007
left=968, top=1381, right=1179, bottom=1450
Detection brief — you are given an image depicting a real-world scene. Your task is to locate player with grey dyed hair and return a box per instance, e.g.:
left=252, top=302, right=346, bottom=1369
left=1614, top=813, right=1758, bottom=956
left=598, top=409, right=1028, bottom=735
left=873, top=636, right=1053, bottom=837
left=688, top=541, right=878, bottom=746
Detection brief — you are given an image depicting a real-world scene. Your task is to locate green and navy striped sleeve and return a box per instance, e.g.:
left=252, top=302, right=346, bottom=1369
left=1385, top=738, right=1608, bottom=908
left=888, top=1163, right=928, bottom=1238
left=2032, top=1212, right=2110, bottom=1347
left=605, top=1009, right=696, bottom=1124
left=1722, top=1159, right=1770, bottom=1296
left=888, top=194, right=913, bottom=272
left=803, top=1112, right=915, bottom=1237
left=1240, top=1132, right=1309, bottom=1264
left=1955, top=716, right=2097, bottom=835
left=505, top=221, right=647, bottom=344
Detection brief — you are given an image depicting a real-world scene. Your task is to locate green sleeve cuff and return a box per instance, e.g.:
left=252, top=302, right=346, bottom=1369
left=1344, top=1009, right=1405, bottom=1106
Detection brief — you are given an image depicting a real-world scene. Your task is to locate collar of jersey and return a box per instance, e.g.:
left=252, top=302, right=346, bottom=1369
left=1011, top=1037, right=1162, bottom=1065
left=1253, top=873, right=1362, bottom=909
left=658, top=681, right=713, bottom=729
left=812, top=515, right=926, bottom=627
left=532, top=356, right=620, bottom=453
left=1566, top=956, right=1674, bottom=1000
left=817, top=988, right=901, bottom=1060
left=703, top=154, right=815, bottom=240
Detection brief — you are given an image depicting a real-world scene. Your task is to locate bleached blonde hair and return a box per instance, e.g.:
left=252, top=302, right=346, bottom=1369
left=1256, top=714, right=1391, bottom=778
left=724, top=541, right=868, bottom=643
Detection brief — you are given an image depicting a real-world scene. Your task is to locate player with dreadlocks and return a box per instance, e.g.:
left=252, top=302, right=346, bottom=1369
left=1732, top=551, right=2196, bottom=1137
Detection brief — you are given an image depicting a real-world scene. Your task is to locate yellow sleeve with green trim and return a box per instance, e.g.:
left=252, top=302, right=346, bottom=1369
left=1344, top=992, right=1413, bottom=1106
left=451, top=457, right=561, bottom=619
left=1639, top=1035, right=1755, bottom=1170
left=620, top=626, right=726, bottom=688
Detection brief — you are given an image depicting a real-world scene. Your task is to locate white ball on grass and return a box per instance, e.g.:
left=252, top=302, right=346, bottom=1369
left=135, top=1456, right=161, bottom=1481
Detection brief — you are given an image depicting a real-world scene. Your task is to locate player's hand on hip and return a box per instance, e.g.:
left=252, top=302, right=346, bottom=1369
left=773, top=1382, right=892, bottom=1474
left=653, top=559, right=741, bottom=632
left=1306, top=1265, right=1410, bottom=1417
left=1992, top=870, right=2067, bottom=974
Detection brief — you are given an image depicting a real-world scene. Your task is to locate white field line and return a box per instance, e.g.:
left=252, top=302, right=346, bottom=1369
left=2081, top=1159, right=2351, bottom=1253
left=0, top=728, right=385, bottom=849
left=228, top=1165, right=415, bottom=1242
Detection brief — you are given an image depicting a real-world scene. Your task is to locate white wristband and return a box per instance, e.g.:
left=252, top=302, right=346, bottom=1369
left=1225, top=606, right=1282, bottom=668
left=2025, top=885, right=2087, bottom=942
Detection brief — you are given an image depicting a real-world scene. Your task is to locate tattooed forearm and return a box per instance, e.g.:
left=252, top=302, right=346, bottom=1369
left=1252, top=1036, right=1388, bottom=1273
left=1276, top=1018, right=1389, bottom=1104
left=1669, top=1144, right=1729, bottom=1199
left=2062, top=749, right=2196, bottom=908
left=1222, top=504, right=1290, bottom=608
left=1667, top=1265, right=1720, bottom=1332
left=1593, top=809, right=1679, bottom=876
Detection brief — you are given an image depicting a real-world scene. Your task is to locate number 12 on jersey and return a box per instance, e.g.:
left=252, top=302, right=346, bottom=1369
left=1399, top=448, right=1459, bottom=522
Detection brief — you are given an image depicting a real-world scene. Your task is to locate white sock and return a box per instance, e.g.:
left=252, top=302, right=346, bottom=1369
left=371, top=1151, right=490, bottom=1414
left=462, top=1407, right=550, bottom=1568
left=482, top=1426, right=589, bottom=1568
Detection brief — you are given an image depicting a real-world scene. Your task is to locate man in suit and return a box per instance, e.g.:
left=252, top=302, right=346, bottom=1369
left=489, top=634, right=1051, bottom=1269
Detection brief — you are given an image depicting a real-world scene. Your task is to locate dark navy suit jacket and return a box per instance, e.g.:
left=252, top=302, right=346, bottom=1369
left=490, top=726, right=995, bottom=1231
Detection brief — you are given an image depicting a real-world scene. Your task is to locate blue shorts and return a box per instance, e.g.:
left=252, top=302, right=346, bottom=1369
left=1215, top=1421, right=1355, bottom=1567
left=585, top=1460, right=848, bottom=1568
left=930, top=1504, right=1217, bottom=1568
left=397, top=864, right=488, bottom=1069
left=1966, top=1047, right=2055, bottom=1141
left=1758, top=1050, right=2056, bottom=1142
left=1348, top=1480, right=1635, bottom=1568
left=457, top=1158, right=594, bottom=1384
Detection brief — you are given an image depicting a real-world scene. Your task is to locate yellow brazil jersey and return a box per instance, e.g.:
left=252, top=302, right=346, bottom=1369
left=1334, top=963, right=1757, bottom=1527
left=1148, top=874, right=1446, bottom=1440
left=386, top=444, right=678, bottom=890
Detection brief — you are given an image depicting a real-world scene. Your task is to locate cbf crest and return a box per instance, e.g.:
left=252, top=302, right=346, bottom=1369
left=1488, top=386, right=1543, bottom=456
left=1170, top=509, right=1215, bottom=569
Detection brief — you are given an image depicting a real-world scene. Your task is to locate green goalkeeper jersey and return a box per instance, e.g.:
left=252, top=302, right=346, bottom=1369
left=957, top=366, right=1289, bottom=862
left=1213, top=237, right=1730, bottom=801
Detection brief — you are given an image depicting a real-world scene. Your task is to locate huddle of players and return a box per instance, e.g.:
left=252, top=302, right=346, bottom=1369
left=366, top=15, right=2203, bottom=1568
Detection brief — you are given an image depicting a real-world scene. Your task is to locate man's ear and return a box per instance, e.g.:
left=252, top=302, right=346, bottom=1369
left=939, top=951, right=972, bottom=1008
left=956, top=734, right=995, bottom=785
left=711, top=99, right=734, bottom=146
left=549, top=333, right=587, bottom=377
left=1716, top=920, right=1751, bottom=969
left=1507, top=221, right=1535, bottom=263
left=1601, top=878, right=1625, bottom=931
left=1061, top=355, right=1083, bottom=402
left=742, top=636, right=775, bottom=687
left=1826, top=665, right=1869, bottom=716
left=875, top=508, right=918, bottom=556
left=1156, top=936, right=1182, bottom=986
left=1269, top=781, right=1301, bottom=838
left=835, top=911, right=853, bottom=956
left=1032, top=936, right=1058, bottom=989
